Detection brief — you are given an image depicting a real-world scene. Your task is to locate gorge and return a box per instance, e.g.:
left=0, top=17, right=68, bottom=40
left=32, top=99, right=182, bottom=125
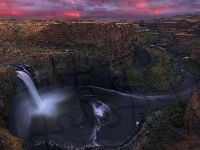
left=0, top=14, right=200, bottom=149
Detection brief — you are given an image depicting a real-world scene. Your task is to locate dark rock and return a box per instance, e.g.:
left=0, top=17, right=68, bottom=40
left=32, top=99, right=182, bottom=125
left=184, top=88, right=200, bottom=136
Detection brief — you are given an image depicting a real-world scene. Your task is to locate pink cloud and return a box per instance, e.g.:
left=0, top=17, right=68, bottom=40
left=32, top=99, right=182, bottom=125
left=70, top=0, right=76, bottom=7
left=149, top=6, right=171, bottom=15
left=0, top=0, right=199, bottom=20
left=134, top=1, right=148, bottom=8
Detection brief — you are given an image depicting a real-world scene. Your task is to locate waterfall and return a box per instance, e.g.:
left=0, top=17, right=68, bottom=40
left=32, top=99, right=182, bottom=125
left=16, top=71, right=41, bottom=108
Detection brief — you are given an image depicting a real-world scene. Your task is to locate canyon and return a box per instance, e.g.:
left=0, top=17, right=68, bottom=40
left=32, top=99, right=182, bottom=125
left=0, top=14, right=199, bottom=149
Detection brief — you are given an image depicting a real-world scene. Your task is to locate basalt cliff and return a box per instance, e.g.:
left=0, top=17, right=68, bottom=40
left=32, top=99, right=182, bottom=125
left=0, top=14, right=199, bottom=149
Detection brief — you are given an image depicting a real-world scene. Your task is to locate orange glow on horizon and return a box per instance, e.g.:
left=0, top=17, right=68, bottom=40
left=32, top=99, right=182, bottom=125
left=63, top=12, right=80, bottom=18
left=149, top=6, right=170, bottom=14
left=0, top=10, right=21, bottom=16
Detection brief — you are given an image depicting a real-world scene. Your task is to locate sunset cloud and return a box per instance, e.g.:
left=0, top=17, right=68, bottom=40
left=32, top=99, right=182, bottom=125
left=62, top=11, right=80, bottom=18
left=134, top=1, right=148, bottom=8
left=0, top=0, right=199, bottom=20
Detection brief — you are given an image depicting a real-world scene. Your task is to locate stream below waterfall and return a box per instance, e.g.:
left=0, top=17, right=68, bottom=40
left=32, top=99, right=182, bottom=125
left=10, top=82, right=198, bottom=149
left=10, top=55, right=199, bottom=149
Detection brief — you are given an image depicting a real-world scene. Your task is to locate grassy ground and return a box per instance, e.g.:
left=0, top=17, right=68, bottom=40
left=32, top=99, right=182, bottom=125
left=185, top=59, right=200, bottom=76
left=143, top=100, right=188, bottom=149
left=112, top=46, right=179, bottom=92
left=140, top=32, right=158, bottom=44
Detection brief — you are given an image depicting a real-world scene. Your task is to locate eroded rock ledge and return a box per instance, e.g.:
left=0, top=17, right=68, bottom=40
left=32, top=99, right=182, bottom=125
left=0, top=66, right=17, bottom=113
left=184, top=88, right=200, bottom=136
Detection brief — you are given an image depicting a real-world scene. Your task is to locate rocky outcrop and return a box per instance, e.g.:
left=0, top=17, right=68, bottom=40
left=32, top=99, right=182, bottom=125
left=184, top=88, right=200, bottom=136
left=0, top=128, right=24, bottom=149
left=190, top=50, right=200, bottom=64
left=0, top=66, right=17, bottom=113
left=17, top=47, right=133, bottom=87
left=1, top=21, right=136, bottom=87
left=162, top=135, right=200, bottom=150
left=144, top=87, right=200, bottom=150
left=0, top=66, right=22, bottom=149
left=31, top=22, right=134, bottom=47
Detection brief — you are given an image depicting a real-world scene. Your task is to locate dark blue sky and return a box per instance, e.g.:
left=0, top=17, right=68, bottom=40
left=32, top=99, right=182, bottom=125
left=0, top=0, right=199, bottom=20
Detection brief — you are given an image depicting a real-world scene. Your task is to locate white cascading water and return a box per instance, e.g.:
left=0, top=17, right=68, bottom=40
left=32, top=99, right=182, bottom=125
left=16, top=71, right=41, bottom=108
left=16, top=70, right=67, bottom=117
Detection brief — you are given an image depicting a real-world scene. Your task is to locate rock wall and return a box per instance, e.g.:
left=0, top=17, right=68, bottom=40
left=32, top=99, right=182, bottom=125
left=0, top=66, right=17, bottom=113
left=30, top=22, right=134, bottom=47
left=0, top=20, right=135, bottom=149
left=0, top=128, right=24, bottom=149
left=190, top=50, right=200, bottom=64
left=0, top=20, right=135, bottom=112
left=184, top=88, right=200, bottom=136
left=22, top=47, right=134, bottom=86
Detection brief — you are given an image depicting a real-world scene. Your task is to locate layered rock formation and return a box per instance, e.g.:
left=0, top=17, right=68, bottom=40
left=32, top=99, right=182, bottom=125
left=0, top=66, right=17, bottom=113
left=0, top=128, right=24, bottom=149
left=184, top=88, right=200, bottom=136
left=0, top=19, right=135, bottom=89
left=158, top=88, right=200, bottom=149
left=191, top=50, right=200, bottom=64
left=19, top=48, right=133, bottom=88
left=26, top=22, right=134, bottom=47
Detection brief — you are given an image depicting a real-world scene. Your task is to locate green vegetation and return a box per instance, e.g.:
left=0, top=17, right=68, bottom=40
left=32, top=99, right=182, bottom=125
left=140, top=32, right=158, bottom=44
left=87, top=44, right=102, bottom=51
left=183, top=38, right=200, bottom=49
left=19, top=46, right=64, bottom=54
left=112, top=46, right=179, bottom=92
left=143, top=100, right=188, bottom=150
left=19, top=41, right=106, bottom=54
left=185, top=59, right=200, bottom=76
left=162, top=100, right=188, bottom=128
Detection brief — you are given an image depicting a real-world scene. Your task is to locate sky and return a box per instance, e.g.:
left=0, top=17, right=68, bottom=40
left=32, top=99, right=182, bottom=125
left=0, top=0, right=199, bottom=21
